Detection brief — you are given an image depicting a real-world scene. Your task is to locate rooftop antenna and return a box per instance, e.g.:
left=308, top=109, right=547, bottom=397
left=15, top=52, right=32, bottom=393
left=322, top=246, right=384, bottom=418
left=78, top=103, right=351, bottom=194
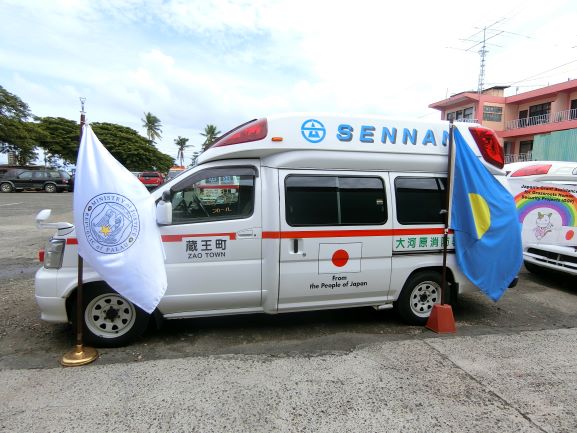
left=448, top=17, right=512, bottom=94
left=477, top=27, right=489, bottom=94
left=463, top=21, right=505, bottom=94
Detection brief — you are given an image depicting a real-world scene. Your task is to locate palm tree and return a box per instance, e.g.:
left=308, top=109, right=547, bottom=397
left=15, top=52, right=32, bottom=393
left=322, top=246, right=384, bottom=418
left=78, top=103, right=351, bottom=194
left=141, top=112, right=162, bottom=144
left=174, top=136, right=190, bottom=167
left=200, top=124, right=221, bottom=151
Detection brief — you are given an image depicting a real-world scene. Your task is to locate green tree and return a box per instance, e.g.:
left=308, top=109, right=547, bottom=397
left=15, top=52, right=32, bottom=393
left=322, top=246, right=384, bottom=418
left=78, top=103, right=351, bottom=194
left=36, top=117, right=80, bottom=164
left=35, top=117, right=173, bottom=171
left=200, top=124, right=221, bottom=151
left=174, top=136, right=190, bottom=167
left=141, top=112, right=162, bottom=144
left=0, top=85, right=37, bottom=164
left=92, top=122, right=174, bottom=172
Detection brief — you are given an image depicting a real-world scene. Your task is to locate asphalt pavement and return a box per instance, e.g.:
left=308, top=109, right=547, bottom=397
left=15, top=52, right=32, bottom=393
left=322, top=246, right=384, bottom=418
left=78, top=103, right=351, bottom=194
left=1, top=328, right=576, bottom=432
left=1, top=192, right=577, bottom=432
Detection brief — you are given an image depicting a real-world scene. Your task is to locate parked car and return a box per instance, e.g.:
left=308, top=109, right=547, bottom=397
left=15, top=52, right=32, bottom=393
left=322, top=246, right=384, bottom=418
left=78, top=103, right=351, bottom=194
left=138, top=171, right=164, bottom=189
left=0, top=168, right=72, bottom=193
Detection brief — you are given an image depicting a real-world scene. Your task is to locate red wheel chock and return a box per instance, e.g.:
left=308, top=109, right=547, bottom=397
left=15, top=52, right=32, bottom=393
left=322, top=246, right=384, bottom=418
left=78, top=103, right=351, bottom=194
left=425, top=304, right=456, bottom=333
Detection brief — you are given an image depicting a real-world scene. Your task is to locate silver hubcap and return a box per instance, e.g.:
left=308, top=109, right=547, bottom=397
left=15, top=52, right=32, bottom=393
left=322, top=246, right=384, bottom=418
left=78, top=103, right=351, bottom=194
left=1, top=184, right=11, bottom=192
left=410, top=280, right=440, bottom=318
left=85, top=293, right=136, bottom=338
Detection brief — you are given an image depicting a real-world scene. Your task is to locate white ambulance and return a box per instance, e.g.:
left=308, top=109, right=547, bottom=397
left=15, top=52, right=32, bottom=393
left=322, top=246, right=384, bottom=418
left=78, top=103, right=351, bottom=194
left=35, top=114, right=508, bottom=346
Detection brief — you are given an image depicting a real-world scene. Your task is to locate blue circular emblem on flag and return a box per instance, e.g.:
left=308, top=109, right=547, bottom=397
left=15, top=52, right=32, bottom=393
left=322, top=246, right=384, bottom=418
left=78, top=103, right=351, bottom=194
left=83, top=193, right=140, bottom=254
left=301, top=119, right=326, bottom=143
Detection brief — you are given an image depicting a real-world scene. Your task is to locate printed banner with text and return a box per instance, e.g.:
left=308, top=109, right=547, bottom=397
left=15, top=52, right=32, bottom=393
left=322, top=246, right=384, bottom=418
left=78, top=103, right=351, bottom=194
left=508, top=179, right=577, bottom=246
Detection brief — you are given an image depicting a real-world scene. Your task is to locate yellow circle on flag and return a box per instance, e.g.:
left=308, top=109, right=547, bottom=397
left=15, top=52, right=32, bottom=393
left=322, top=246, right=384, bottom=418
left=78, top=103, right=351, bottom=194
left=469, top=193, right=491, bottom=239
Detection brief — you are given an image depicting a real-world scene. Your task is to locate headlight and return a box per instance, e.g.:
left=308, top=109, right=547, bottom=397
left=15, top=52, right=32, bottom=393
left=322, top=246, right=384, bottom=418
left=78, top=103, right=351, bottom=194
left=44, top=238, right=65, bottom=269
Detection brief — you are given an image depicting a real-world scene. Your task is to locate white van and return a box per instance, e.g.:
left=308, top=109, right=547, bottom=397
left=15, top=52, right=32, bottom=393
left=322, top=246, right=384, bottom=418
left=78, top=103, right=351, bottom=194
left=35, top=114, right=509, bottom=346
left=505, top=161, right=577, bottom=276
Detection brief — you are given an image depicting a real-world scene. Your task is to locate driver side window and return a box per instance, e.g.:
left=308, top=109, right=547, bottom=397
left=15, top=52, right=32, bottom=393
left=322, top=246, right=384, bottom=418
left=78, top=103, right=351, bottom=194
left=170, top=170, right=255, bottom=224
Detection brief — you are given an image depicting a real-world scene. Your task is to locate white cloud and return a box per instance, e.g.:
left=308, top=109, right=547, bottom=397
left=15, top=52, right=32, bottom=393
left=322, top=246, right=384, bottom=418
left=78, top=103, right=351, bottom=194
left=1, top=0, right=576, bottom=165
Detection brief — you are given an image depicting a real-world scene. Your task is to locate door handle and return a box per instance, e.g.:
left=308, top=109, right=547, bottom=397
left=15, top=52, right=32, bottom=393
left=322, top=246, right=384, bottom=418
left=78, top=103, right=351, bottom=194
left=236, top=229, right=255, bottom=238
left=290, top=238, right=306, bottom=256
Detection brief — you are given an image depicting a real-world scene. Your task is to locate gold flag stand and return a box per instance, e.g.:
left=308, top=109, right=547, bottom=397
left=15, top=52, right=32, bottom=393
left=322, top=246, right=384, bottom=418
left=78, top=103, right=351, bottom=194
left=61, top=344, right=99, bottom=367
left=61, top=98, right=99, bottom=367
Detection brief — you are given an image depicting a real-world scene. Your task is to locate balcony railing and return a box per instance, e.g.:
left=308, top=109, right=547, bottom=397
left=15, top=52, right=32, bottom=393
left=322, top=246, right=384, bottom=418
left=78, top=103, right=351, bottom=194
left=554, top=108, right=577, bottom=122
left=506, top=108, right=577, bottom=130
left=504, top=151, right=533, bottom=164
left=448, top=118, right=478, bottom=123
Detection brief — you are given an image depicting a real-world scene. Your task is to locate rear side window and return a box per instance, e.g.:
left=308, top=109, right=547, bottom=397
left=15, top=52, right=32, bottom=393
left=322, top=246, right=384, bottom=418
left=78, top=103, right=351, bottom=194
left=142, top=172, right=160, bottom=178
left=285, top=175, right=386, bottom=226
left=33, top=171, right=47, bottom=180
left=395, top=177, right=446, bottom=225
left=18, top=171, right=33, bottom=179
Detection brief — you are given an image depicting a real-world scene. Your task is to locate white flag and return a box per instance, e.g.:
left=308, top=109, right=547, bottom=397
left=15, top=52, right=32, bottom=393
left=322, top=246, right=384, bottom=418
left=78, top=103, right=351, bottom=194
left=73, top=125, right=167, bottom=313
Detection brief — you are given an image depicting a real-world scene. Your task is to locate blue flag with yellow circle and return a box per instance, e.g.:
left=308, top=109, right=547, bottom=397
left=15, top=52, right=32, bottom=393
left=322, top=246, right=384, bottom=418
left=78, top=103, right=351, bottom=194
left=451, top=128, right=522, bottom=301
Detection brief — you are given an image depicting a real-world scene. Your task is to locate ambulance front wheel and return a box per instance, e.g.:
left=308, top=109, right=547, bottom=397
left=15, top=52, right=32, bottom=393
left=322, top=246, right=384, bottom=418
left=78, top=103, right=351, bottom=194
left=71, top=284, right=150, bottom=347
left=395, top=271, right=442, bottom=325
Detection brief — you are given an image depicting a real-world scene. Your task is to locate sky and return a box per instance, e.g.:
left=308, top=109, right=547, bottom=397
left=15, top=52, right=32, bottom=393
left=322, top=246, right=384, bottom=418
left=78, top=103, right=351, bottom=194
left=1, top=0, right=576, bottom=166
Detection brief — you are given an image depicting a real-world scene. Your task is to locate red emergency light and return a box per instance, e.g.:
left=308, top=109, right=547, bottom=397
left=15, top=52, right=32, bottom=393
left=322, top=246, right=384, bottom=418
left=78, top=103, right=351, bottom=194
left=211, top=118, right=268, bottom=148
left=468, top=127, right=504, bottom=169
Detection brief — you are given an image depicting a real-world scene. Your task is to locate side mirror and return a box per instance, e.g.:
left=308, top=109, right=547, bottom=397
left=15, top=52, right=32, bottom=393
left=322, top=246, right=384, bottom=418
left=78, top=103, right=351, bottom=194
left=35, top=208, right=74, bottom=231
left=36, top=209, right=52, bottom=227
left=156, top=190, right=172, bottom=225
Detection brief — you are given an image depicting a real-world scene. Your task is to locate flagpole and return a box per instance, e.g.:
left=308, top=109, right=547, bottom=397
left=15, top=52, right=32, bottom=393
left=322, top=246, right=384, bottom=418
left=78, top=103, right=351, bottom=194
left=61, top=97, right=98, bottom=367
left=441, top=120, right=455, bottom=305
left=425, top=120, right=456, bottom=333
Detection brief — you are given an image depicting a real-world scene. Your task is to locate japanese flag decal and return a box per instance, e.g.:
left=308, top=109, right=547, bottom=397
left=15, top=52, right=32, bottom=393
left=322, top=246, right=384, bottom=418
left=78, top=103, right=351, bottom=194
left=318, top=243, right=362, bottom=274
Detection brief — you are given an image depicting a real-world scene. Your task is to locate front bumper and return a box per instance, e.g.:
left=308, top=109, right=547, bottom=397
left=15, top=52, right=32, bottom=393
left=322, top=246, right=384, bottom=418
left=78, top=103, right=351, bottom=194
left=35, top=267, right=68, bottom=323
left=524, top=247, right=577, bottom=276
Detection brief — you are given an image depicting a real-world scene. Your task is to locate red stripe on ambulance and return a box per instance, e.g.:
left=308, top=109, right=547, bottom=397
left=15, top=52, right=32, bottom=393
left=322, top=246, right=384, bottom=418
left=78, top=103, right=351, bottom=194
left=65, top=228, right=449, bottom=246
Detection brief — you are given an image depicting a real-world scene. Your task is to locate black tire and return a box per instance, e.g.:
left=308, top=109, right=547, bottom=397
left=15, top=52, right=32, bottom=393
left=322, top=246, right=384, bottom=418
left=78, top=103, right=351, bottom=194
left=0, top=182, right=13, bottom=193
left=72, top=284, right=150, bottom=347
left=395, top=271, right=442, bottom=325
left=524, top=260, right=544, bottom=275
left=44, top=183, right=57, bottom=193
